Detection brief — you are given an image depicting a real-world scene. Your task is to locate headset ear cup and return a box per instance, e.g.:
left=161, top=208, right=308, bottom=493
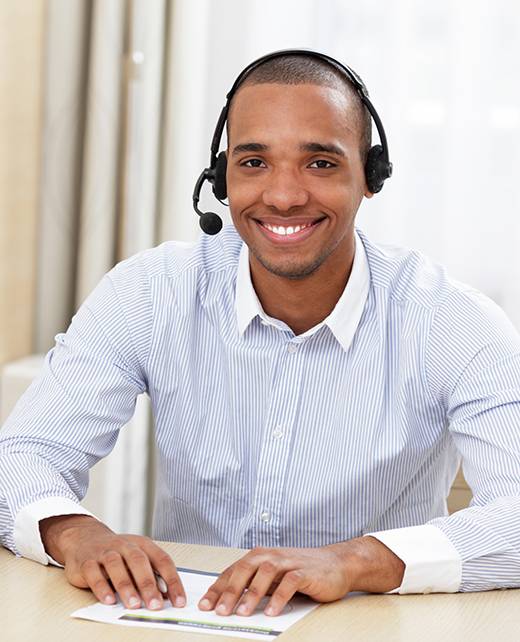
left=212, top=151, right=228, bottom=200
left=365, top=144, right=386, bottom=194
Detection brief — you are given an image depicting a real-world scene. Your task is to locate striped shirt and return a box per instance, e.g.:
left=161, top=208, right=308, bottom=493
left=1, top=224, right=520, bottom=594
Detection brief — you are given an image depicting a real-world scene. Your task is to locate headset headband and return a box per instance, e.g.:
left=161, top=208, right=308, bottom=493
left=209, top=48, right=390, bottom=171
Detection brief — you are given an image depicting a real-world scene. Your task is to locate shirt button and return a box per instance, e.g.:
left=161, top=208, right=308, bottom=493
left=273, top=427, right=284, bottom=439
left=260, top=511, right=271, bottom=523
left=287, top=343, right=298, bottom=353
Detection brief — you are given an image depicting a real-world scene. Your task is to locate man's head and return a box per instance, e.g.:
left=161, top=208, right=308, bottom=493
left=224, top=53, right=374, bottom=281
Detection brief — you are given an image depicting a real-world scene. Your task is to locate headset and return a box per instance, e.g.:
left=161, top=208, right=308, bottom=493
left=192, top=48, right=392, bottom=235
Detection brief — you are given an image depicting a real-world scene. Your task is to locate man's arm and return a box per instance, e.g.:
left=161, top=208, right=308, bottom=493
left=0, top=254, right=188, bottom=610
left=366, top=286, right=520, bottom=594
left=421, top=287, right=520, bottom=591
left=0, top=259, right=149, bottom=557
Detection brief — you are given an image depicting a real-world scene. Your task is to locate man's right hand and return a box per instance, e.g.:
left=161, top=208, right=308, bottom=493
left=39, top=514, right=186, bottom=610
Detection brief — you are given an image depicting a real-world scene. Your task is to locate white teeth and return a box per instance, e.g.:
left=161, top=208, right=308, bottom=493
left=262, top=222, right=312, bottom=235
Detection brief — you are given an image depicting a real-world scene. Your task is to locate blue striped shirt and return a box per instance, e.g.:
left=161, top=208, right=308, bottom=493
left=1, top=224, right=520, bottom=593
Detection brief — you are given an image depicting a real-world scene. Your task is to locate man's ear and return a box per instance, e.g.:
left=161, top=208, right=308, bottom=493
left=364, top=186, right=374, bottom=199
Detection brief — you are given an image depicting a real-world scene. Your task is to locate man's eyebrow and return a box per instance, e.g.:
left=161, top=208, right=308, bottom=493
left=231, top=143, right=269, bottom=156
left=231, top=142, right=346, bottom=157
left=300, top=142, right=346, bottom=157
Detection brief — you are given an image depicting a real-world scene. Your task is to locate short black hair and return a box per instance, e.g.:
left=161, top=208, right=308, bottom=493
left=225, top=54, right=372, bottom=165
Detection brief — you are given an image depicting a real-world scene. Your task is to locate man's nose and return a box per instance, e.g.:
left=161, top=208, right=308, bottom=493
left=261, top=169, right=309, bottom=210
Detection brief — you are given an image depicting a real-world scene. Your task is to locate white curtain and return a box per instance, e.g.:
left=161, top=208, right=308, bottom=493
left=166, top=0, right=520, bottom=328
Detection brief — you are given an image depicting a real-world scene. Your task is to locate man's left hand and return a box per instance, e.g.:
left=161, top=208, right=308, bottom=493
left=197, top=537, right=405, bottom=617
left=197, top=544, right=354, bottom=617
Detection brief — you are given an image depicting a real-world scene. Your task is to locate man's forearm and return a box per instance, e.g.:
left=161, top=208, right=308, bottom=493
left=327, top=535, right=405, bottom=593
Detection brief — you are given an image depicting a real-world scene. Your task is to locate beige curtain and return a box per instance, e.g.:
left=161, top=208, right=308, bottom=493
left=36, top=0, right=125, bottom=348
left=0, top=2, right=45, bottom=366
left=36, top=0, right=207, bottom=352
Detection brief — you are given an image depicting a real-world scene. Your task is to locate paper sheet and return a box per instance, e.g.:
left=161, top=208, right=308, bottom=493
left=71, top=566, right=319, bottom=640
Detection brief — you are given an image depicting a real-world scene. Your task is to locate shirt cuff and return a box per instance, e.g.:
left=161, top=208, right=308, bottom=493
left=364, top=524, right=462, bottom=594
left=13, top=497, right=97, bottom=567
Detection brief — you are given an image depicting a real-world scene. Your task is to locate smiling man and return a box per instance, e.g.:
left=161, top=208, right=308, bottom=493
left=1, top=50, right=520, bottom=619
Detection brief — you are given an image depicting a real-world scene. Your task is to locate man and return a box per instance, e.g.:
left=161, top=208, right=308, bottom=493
left=1, top=51, right=520, bottom=619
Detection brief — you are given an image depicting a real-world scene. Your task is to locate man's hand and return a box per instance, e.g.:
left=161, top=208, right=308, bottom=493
left=197, top=536, right=405, bottom=617
left=39, top=514, right=186, bottom=610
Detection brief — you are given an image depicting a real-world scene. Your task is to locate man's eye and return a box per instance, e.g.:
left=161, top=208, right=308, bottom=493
left=240, top=159, right=336, bottom=169
left=241, top=159, right=265, bottom=168
left=309, top=159, right=336, bottom=169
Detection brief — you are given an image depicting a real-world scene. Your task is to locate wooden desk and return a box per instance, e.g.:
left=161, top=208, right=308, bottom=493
left=3, top=541, right=519, bottom=641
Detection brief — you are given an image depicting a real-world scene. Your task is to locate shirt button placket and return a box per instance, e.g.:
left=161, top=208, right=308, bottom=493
left=253, top=338, right=303, bottom=547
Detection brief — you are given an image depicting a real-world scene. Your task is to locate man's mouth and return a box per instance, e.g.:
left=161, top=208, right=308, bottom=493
left=253, top=217, right=326, bottom=244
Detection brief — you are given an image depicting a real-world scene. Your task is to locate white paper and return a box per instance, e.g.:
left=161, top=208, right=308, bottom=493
left=71, top=566, right=319, bottom=640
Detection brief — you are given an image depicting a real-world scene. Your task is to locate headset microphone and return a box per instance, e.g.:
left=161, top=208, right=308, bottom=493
left=193, top=168, right=223, bottom=234
left=192, top=48, right=392, bottom=235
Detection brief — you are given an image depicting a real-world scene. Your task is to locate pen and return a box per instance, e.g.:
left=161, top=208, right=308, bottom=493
left=154, top=571, right=168, bottom=594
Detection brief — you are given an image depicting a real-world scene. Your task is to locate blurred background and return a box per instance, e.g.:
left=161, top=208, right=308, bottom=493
left=1, top=0, right=519, bottom=535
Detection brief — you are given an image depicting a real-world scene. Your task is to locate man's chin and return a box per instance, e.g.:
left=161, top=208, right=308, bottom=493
left=252, top=254, right=324, bottom=280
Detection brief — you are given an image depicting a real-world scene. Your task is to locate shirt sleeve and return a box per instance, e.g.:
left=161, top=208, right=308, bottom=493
left=364, top=524, right=461, bottom=593
left=14, top=497, right=97, bottom=566
left=366, top=286, right=520, bottom=594
left=0, top=254, right=153, bottom=558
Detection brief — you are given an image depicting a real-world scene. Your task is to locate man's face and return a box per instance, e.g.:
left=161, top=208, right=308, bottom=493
left=226, top=82, right=371, bottom=280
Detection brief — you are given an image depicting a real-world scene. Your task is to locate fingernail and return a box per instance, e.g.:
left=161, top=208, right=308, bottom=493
left=216, top=603, right=227, bottom=614
left=265, top=606, right=275, bottom=616
left=199, top=598, right=211, bottom=609
left=174, top=596, right=186, bottom=607
left=237, top=604, right=248, bottom=615
left=157, top=576, right=168, bottom=593
left=104, top=594, right=115, bottom=604
left=149, top=598, right=161, bottom=610
left=129, top=597, right=141, bottom=608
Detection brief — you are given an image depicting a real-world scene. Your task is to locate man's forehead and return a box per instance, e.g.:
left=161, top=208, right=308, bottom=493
left=230, top=81, right=351, bottom=111
left=226, top=82, right=359, bottom=139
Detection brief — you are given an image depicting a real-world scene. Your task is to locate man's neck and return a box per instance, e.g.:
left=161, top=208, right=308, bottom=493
left=249, top=235, right=355, bottom=336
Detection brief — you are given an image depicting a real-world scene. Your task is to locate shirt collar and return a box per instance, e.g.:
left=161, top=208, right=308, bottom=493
left=235, top=227, right=370, bottom=351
